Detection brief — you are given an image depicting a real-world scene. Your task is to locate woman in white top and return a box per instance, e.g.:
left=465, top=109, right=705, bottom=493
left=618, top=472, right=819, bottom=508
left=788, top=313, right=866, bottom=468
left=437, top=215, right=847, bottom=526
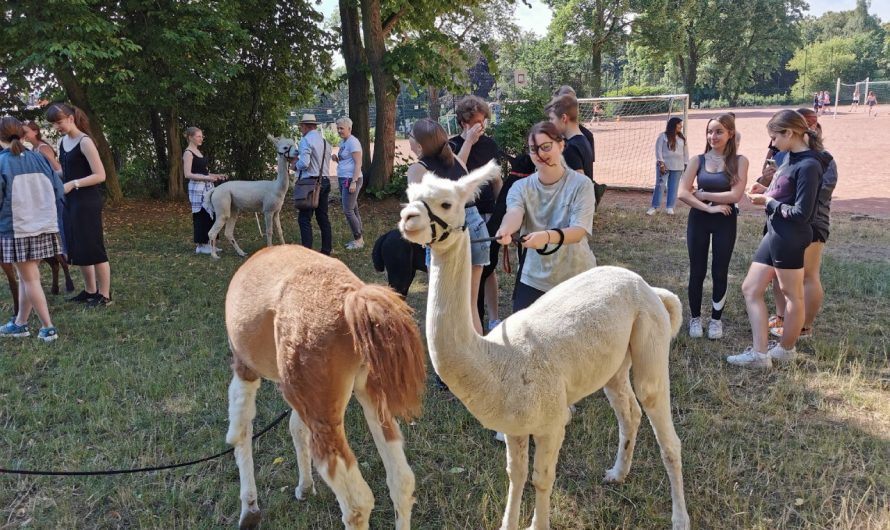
left=332, top=117, right=364, bottom=249
left=648, top=117, right=688, bottom=215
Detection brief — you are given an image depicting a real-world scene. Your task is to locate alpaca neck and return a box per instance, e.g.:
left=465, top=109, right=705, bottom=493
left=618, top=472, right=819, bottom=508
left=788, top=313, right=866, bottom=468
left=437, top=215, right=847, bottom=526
left=275, top=155, right=289, bottom=195
left=426, top=233, right=498, bottom=405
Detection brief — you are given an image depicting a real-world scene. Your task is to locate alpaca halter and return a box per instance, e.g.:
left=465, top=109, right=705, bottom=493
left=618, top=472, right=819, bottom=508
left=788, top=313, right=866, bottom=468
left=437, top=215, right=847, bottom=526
left=418, top=200, right=466, bottom=245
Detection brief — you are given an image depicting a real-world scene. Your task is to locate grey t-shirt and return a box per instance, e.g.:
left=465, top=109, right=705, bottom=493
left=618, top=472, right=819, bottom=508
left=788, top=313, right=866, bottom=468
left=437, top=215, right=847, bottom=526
left=507, top=168, right=597, bottom=292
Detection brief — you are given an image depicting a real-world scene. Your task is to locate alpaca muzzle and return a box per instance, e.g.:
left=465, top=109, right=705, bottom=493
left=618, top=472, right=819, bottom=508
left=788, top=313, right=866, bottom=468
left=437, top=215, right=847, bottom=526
left=417, top=200, right=466, bottom=246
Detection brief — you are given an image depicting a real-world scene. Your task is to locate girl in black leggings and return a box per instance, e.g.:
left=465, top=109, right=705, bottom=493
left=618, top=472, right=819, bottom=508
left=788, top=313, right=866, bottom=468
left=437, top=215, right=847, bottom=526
left=678, top=114, right=748, bottom=340
left=728, top=110, right=824, bottom=369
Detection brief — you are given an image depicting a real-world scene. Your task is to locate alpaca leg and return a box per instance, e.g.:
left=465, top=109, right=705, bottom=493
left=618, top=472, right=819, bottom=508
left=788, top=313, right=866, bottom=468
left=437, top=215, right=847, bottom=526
left=274, top=210, right=286, bottom=244
left=527, top=426, right=566, bottom=530
left=45, top=258, right=60, bottom=295
left=1, top=263, right=18, bottom=316
left=208, top=216, right=226, bottom=259
left=225, top=213, right=247, bottom=257
left=59, top=254, right=75, bottom=292
left=315, top=440, right=375, bottom=530
left=631, top=347, right=690, bottom=529
left=264, top=211, right=275, bottom=247
left=354, top=377, right=414, bottom=530
left=288, top=410, right=316, bottom=499
left=499, top=434, right=529, bottom=530
left=602, top=355, right=642, bottom=483
left=225, top=374, right=263, bottom=530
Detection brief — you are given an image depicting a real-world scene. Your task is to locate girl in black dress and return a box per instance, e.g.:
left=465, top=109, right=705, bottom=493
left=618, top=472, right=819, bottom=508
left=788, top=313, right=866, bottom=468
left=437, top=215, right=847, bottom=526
left=46, top=103, right=112, bottom=307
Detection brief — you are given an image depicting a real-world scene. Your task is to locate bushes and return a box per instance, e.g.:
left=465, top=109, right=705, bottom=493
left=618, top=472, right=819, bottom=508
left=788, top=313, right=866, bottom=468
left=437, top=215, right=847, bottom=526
left=695, top=92, right=811, bottom=109
left=603, top=85, right=675, bottom=97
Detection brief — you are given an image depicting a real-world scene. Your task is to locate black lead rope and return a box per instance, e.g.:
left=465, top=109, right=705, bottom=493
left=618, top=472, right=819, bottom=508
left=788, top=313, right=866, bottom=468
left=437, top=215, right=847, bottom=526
left=0, top=409, right=291, bottom=477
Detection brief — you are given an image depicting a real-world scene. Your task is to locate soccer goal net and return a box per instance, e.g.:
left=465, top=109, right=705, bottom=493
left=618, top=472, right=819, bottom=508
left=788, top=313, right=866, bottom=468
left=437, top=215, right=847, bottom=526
left=838, top=78, right=890, bottom=113
left=576, top=94, right=689, bottom=190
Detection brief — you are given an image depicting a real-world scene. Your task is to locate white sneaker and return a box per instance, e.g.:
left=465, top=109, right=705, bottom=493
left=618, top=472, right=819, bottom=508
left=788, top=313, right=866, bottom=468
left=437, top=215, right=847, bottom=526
left=727, top=347, right=772, bottom=369
left=688, top=317, right=703, bottom=338
left=708, top=319, right=723, bottom=339
left=646, top=207, right=657, bottom=216
left=345, top=238, right=364, bottom=250
left=494, top=431, right=505, bottom=442
left=195, top=244, right=212, bottom=255
left=768, top=342, right=798, bottom=363
left=666, top=208, right=675, bottom=215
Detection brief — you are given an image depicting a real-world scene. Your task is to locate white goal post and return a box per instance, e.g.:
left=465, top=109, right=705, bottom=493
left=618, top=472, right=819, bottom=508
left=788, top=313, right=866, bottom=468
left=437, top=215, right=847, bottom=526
left=575, top=94, right=689, bottom=190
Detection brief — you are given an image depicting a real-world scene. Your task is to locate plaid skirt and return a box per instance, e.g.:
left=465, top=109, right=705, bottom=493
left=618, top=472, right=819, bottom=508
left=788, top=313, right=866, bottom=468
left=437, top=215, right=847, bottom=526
left=0, top=233, right=62, bottom=263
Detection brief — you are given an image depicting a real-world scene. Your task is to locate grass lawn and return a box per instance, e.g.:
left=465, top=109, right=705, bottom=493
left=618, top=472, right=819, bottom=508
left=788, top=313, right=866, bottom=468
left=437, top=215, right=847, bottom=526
left=1, top=194, right=888, bottom=529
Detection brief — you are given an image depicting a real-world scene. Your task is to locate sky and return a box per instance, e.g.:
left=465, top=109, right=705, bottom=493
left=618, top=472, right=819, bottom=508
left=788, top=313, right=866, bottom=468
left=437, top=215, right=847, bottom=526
left=317, top=0, right=890, bottom=37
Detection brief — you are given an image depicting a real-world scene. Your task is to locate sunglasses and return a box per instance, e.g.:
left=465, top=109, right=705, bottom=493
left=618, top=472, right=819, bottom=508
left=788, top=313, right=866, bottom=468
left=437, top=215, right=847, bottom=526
left=527, top=141, right=555, bottom=155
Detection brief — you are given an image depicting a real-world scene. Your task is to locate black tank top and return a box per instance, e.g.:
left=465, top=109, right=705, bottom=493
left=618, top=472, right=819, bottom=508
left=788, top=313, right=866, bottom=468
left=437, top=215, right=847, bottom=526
left=186, top=149, right=209, bottom=175
left=59, top=135, right=93, bottom=183
left=696, top=154, right=732, bottom=192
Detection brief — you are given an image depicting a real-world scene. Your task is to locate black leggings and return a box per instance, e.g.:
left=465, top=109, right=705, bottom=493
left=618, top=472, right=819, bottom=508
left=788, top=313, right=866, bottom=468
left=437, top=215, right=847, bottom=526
left=687, top=207, right=737, bottom=320
left=192, top=208, right=213, bottom=244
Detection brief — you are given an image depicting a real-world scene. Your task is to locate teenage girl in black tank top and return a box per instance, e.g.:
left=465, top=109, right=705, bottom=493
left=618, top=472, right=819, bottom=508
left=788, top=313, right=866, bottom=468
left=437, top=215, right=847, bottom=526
left=48, top=103, right=112, bottom=306
left=677, top=114, right=748, bottom=340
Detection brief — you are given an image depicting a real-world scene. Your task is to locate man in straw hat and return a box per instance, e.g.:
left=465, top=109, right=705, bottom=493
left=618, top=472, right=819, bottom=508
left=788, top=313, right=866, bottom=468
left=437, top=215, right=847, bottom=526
left=294, top=113, right=332, bottom=255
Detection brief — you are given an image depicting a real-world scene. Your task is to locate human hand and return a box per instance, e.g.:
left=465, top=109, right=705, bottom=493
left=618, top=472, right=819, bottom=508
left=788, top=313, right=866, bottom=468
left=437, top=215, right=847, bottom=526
left=747, top=193, right=768, bottom=206
left=332, top=154, right=339, bottom=163
left=708, top=204, right=732, bottom=216
left=63, top=181, right=76, bottom=194
left=749, top=182, right=767, bottom=194
left=520, top=231, right=550, bottom=249
left=463, top=123, right=484, bottom=145
left=495, top=228, right=514, bottom=246
left=348, top=183, right=357, bottom=193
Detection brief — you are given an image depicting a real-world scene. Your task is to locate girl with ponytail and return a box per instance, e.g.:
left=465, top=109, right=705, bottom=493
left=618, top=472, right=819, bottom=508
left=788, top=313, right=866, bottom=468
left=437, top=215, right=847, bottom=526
left=728, top=109, right=824, bottom=369
left=0, top=116, right=65, bottom=341
left=46, top=102, right=112, bottom=307
left=406, top=118, right=490, bottom=336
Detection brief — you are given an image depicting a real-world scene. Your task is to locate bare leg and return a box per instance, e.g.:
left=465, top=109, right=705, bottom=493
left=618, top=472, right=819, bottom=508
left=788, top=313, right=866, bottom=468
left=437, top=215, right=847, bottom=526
left=772, top=277, right=785, bottom=319
left=15, top=261, right=53, bottom=327
left=288, top=410, right=316, bottom=500
left=528, top=426, right=566, bottom=530
left=354, top=374, right=415, bottom=530
left=803, top=242, right=825, bottom=328
left=742, top=262, right=777, bottom=353
left=499, top=434, right=529, bottom=530
left=602, top=356, right=642, bottom=483
left=775, top=267, right=806, bottom=348
left=225, top=374, right=263, bottom=530
left=94, top=261, right=111, bottom=298
left=484, top=273, right=499, bottom=323
left=80, top=264, right=97, bottom=294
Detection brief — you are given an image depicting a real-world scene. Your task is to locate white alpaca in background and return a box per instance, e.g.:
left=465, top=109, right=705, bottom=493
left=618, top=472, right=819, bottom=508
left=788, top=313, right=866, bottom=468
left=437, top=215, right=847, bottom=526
left=398, top=162, right=690, bottom=530
left=203, top=135, right=297, bottom=259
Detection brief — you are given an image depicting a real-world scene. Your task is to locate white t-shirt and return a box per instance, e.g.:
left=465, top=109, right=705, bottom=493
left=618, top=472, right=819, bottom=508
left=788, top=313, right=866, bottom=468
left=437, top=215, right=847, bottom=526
left=336, top=135, right=362, bottom=181
left=506, top=168, right=597, bottom=292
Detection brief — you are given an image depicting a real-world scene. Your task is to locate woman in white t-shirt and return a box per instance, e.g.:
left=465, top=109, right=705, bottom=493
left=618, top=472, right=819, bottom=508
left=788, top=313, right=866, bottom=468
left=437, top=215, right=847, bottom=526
left=332, top=117, right=364, bottom=249
left=496, top=121, right=597, bottom=313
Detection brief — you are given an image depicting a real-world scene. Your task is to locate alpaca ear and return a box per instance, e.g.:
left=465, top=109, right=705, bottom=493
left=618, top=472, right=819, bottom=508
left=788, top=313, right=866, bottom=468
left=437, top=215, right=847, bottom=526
left=455, top=161, right=499, bottom=204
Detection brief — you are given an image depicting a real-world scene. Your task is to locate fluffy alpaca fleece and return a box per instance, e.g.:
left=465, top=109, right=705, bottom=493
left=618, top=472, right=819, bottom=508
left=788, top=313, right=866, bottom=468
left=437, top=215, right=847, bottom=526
left=371, top=229, right=427, bottom=297
left=224, top=245, right=426, bottom=530
left=398, top=162, right=690, bottom=530
left=202, top=135, right=296, bottom=259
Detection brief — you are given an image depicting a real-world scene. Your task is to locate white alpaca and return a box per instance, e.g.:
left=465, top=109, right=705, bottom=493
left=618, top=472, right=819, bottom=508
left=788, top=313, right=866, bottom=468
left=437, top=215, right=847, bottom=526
left=203, top=135, right=297, bottom=259
left=398, top=162, right=690, bottom=530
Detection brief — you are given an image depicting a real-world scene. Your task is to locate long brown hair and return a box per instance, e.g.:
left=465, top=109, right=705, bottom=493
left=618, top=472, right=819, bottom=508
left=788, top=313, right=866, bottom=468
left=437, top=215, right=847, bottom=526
left=767, top=109, right=824, bottom=153
left=412, top=118, right=454, bottom=167
left=45, top=102, right=92, bottom=136
left=665, top=117, right=685, bottom=151
left=704, top=113, right=740, bottom=184
left=0, top=117, right=27, bottom=156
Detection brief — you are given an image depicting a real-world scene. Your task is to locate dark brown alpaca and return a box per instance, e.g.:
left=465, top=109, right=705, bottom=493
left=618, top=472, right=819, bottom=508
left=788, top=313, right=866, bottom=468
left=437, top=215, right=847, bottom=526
left=224, top=244, right=426, bottom=530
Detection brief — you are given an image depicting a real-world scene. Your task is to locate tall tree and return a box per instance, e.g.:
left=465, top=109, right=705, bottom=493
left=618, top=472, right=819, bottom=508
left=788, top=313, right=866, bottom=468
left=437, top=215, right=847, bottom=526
left=339, top=0, right=372, bottom=173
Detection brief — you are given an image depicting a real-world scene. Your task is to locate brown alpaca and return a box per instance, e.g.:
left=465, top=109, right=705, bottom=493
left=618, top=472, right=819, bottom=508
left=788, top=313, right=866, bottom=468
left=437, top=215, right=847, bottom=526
left=224, top=245, right=426, bottom=530
left=2, top=255, right=75, bottom=314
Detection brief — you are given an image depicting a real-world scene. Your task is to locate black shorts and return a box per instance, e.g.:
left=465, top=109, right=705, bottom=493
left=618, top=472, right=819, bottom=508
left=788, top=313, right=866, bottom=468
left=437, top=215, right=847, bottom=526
left=752, top=220, right=812, bottom=270
left=812, top=225, right=829, bottom=243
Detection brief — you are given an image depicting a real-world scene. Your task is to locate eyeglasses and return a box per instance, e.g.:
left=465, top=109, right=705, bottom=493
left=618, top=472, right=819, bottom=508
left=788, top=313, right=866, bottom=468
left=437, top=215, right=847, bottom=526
left=527, top=141, right=555, bottom=155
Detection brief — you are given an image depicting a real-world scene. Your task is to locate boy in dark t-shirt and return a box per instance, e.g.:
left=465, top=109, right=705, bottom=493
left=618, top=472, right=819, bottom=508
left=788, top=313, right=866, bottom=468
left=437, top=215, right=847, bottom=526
left=546, top=94, right=593, bottom=181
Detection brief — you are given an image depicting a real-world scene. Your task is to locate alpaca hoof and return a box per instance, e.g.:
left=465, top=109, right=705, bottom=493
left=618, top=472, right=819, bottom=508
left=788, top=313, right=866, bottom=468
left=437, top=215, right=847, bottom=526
left=211, top=253, right=221, bottom=260
left=672, top=515, right=691, bottom=530
left=239, top=506, right=261, bottom=529
left=294, top=483, right=316, bottom=500
left=603, top=468, right=626, bottom=484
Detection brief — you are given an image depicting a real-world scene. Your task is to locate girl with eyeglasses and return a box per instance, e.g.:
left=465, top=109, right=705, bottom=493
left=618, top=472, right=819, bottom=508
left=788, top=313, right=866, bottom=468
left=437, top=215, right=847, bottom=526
left=495, top=121, right=596, bottom=313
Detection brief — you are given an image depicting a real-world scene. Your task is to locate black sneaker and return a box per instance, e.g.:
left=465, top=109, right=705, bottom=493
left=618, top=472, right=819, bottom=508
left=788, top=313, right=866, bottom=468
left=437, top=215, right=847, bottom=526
left=68, top=290, right=97, bottom=303
left=86, top=295, right=113, bottom=308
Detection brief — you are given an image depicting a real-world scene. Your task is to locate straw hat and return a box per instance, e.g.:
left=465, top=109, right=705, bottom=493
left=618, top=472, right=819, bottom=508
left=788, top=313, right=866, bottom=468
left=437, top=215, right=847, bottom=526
left=298, top=113, right=318, bottom=124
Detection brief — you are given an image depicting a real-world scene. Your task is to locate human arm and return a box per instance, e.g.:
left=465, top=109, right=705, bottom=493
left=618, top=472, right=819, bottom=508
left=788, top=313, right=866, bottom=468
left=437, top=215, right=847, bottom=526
left=63, top=137, right=105, bottom=194
left=677, top=156, right=733, bottom=215
left=37, top=144, right=62, bottom=172
left=655, top=133, right=666, bottom=168
left=455, top=125, right=483, bottom=166
left=348, top=149, right=363, bottom=193
left=695, top=155, right=748, bottom=204
left=295, top=137, right=311, bottom=172
left=761, top=160, right=820, bottom=222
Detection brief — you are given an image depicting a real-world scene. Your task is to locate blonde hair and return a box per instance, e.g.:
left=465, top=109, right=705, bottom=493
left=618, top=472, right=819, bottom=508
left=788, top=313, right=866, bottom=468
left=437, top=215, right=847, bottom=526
left=185, top=126, right=201, bottom=141
left=767, top=109, right=824, bottom=153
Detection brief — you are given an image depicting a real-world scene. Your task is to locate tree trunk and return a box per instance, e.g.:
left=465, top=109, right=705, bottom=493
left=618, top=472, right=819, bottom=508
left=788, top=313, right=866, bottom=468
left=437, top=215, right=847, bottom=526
left=340, top=0, right=371, bottom=173
left=428, top=85, right=441, bottom=120
left=55, top=67, right=124, bottom=205
left=166, top=109, right=185, bottom=200
left=590, top=50, right=603, bottom=97
left=148, top=109, right=168, bottom=183
left=683, top=27, right=699, bottom=96
left=361, top=0, right=397, bottom=190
